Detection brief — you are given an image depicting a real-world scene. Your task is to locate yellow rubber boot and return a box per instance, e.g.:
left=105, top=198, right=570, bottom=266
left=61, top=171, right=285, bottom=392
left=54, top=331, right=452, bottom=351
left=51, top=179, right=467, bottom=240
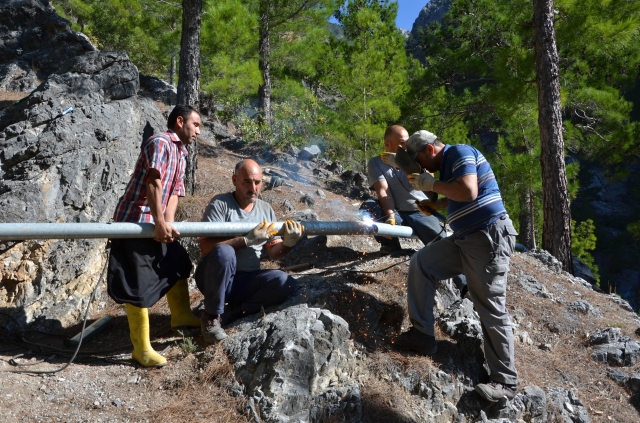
left=125, top=303, right=167, bottom=367
left=165, top=279, right=200, bottom=330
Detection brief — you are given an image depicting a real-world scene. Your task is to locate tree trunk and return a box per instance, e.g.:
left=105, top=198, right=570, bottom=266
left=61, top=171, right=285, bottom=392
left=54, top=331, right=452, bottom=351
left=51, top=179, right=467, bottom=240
left=533, top=0, right=573, bottom=272
left=258, top=0, right=273, bottom=127
left=169, top=55, right=176, bottom=87
left=177, top=0, right=202, bottom=195
left=518, top=189, right=536, bottom=250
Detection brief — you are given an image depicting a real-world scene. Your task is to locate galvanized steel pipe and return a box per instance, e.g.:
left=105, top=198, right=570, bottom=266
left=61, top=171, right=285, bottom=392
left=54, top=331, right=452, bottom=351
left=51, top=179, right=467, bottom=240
left=0, top=221, right=415, bottom=241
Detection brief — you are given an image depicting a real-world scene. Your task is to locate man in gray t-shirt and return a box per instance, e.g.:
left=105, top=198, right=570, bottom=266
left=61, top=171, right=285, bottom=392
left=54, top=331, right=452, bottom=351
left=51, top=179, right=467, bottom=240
left=360, top=125, right=443, bottom=249
left=194, top=159, right=304, bottom=344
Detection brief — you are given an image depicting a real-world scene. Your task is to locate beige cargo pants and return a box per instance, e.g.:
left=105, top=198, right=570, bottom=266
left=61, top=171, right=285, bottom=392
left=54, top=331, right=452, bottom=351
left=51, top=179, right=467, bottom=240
left=407, top=214, right=519, bottom=386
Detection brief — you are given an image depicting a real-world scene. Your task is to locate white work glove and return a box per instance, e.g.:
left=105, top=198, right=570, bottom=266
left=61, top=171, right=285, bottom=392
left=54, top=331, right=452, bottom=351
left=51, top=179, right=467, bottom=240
left=283, top=220, right=304, bottom=247
left=408, top=172, right=436, bottom=192
left=244, top=220, right=278, bottom=247
left=380, top=152, right=398, bottom=168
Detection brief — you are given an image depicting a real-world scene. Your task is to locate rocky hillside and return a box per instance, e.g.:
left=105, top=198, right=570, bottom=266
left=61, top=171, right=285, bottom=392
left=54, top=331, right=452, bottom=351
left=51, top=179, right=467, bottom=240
left=2, top=1, right=640, bottom=422
left=2, top=134, right=640, bottom=422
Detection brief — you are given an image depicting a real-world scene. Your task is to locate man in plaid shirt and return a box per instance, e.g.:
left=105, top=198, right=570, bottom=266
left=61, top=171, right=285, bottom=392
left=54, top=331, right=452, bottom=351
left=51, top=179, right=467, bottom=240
left=107, top=105, right=202, bottom=367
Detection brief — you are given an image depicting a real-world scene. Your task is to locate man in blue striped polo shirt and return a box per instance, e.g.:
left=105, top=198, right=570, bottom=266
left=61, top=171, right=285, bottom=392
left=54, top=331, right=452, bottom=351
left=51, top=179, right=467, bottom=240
left=393, top=130, right=519, bottom=403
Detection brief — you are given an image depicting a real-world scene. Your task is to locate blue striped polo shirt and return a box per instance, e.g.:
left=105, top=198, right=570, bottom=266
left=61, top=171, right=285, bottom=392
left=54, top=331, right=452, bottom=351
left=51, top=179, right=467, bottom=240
left=440, top=144, right=506, bottom=237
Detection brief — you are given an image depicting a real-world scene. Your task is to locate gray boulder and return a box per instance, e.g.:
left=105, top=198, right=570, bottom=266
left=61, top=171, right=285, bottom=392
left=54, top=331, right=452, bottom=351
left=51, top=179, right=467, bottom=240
left=609, top=294, right=634, bottom=312
left=486, top=385, right=547, bottom=422
left=327, top=161, right=343, bottom=175
left=292, top=209, right=319, bottom=222
left=312, top=167, right=332, bottom=179
left=223, top=305, right=361, bottom=423
left=353, top=172, right=368, bottom=190
left=592, top=341, right=640, bottom=367
left=0, top=0, right=96, bottom=83
left=517, top=274, right=552, bottom=298
left=298, top=145, right=321, bottom=161
left=589, top=328, right=640, bottom=367
left=528, top=249, right=563, bottom=273
left=572, top=254, right=597, bottom=285
left=139, top=75, right=176, bottom=105
left=0, top=50, right=166, bottom=329
left=546, top=388, right=591, bottom=423
left=203, top=119, right=234, bottom=140
left=567, top=299, right=600, bottom=316
left=300, top=193, right=315, bottom=207
left=0, top=61, right=38, bottom=91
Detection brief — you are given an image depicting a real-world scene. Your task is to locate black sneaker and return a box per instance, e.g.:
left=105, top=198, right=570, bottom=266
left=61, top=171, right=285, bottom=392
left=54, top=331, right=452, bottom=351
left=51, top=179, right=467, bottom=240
left=201, top=311, right=227, bottom=344
left=393, top=327, right=437, bottom=355
left=474, top=382, right=516, bottom=402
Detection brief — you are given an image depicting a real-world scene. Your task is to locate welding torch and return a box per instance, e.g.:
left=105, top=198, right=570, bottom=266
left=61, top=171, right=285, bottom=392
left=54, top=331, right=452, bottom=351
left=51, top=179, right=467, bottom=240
left=415, top=200, right=447, bottom=223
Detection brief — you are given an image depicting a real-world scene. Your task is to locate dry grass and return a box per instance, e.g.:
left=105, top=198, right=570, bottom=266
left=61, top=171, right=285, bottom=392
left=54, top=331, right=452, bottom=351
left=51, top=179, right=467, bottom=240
left=508, top=254, right=640, bottom=421
left=149, top=345, right=252, bottom=423
left=0, top=90, right=29, bottom=111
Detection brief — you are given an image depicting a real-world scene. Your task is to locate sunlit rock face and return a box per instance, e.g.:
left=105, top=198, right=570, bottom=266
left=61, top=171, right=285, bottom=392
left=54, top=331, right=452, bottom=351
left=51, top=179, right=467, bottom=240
left=0, top=1, right=166, bottom=329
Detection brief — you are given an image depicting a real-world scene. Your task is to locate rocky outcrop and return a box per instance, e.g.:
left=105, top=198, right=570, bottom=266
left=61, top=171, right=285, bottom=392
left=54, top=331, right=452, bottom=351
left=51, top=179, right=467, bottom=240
left=589, top=328, right=640, bottom=367
left=406, top=0, right=450, bottom=63
left=223, top=305, right=361, bottom=423
left=546, top=388, right=591, bottom=423
left=0, top=0, right=96, bottom=91
left=0, top=49, right=166, bottom=329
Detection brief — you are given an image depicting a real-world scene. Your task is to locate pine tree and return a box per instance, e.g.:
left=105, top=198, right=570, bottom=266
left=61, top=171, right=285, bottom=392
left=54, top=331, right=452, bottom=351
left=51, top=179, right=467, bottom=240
left=177, top=0, right=203, bottom=195
left=323, top=0, right=409, bottom=171
left=250, top=0, right=336, bottom=126
left=407, top=0, right=640, bottom=271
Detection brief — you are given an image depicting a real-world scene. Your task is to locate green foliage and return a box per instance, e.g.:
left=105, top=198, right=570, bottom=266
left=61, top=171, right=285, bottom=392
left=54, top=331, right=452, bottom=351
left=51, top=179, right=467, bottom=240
left=322, top=0, right=409, bottom=171
left=175, top=330, right=197, bottom=355
left=572, top=219, right=600, bottom=284
left=236, top=88, right=328, bottom=147
left=201, top=0, right=261, bottom=100
left=53, top=0, right=180, bottom=76
left=628, top=221, right=640, bottom=242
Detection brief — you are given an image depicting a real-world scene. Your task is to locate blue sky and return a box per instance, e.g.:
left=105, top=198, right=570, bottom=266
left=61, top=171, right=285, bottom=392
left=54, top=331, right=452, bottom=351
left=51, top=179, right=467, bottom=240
left=395, top=0, right=428, bottom=31
left=330, top=1, right=429, bottom=31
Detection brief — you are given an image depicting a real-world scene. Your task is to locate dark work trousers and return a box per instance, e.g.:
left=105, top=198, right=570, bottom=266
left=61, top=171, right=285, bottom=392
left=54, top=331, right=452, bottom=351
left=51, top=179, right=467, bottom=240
left=407, top=215, right=519, bottom=385
left=360, top=199, right=466, bottom=292
left=194, top=244, right=297, bottom=316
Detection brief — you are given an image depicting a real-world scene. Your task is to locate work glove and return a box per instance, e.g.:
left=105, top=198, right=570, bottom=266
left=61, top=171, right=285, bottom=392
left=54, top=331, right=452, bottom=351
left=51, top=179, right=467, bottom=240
left=408, top=172, right=436, bottom=192
left=282, top=220, right=305, bottom=247
left=244, top=220, right=278, bottom=247
left=380, top=152, right=398, bottom=168
left=383, top=217, right=395, bottom=239
left=416, top=200, right=439, bottom=216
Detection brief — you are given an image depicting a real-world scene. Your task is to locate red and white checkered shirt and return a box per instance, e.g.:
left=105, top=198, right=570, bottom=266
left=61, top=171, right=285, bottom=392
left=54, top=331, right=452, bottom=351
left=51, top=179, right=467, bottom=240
left=112, top=130, right=188, bottom=223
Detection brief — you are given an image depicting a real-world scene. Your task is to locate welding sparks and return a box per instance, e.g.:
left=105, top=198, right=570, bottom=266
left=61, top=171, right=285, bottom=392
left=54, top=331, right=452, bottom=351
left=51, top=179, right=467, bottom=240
left=362, top=217, right=374, bottom=226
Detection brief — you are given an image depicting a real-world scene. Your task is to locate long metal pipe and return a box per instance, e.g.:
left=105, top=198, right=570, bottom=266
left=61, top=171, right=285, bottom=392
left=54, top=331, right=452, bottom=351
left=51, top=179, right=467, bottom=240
left=0, top=221, right=415, bottom=241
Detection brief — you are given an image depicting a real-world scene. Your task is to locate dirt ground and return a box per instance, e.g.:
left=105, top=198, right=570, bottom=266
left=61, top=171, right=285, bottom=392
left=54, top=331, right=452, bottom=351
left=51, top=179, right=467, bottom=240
left=2, top=140, right=640, bottom=422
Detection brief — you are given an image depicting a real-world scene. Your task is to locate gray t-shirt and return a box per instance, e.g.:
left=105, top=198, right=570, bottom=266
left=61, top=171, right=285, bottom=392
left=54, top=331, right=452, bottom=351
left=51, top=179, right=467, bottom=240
left=201, top=192, right=278, bottom=272
left=367, top=156, right=426, bottom=212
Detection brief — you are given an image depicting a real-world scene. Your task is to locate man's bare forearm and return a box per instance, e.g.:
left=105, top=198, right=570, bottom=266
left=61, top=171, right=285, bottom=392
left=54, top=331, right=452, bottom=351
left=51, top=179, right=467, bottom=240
left=164, top=195, right=179, bottom=222
left=199, top=236, right=246, bottom=256
left=146, top=173, right=166, bottom=225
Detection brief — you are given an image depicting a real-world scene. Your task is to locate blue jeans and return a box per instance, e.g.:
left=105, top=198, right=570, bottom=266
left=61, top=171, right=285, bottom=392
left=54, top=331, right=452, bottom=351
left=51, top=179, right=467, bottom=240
left=194, top=244, right=297, bottom=316
left=359, top=199, right=444, bottom=246
left=360, top=199, right=466, bottom=292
